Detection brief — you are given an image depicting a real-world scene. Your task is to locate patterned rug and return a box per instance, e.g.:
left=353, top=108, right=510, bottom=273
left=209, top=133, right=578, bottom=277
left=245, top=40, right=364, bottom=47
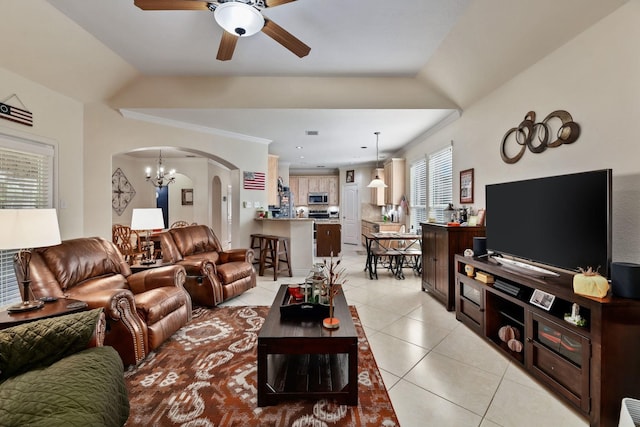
left=124, top=306, right=399, bottom=426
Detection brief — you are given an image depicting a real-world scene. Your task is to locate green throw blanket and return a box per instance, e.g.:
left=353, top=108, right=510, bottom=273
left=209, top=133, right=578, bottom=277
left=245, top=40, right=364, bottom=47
left=0, top=309, right=129, bottom=427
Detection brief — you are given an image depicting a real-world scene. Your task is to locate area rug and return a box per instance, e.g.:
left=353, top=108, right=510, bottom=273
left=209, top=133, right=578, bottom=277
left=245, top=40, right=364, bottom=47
left=124, top=306, right=399, bottom=426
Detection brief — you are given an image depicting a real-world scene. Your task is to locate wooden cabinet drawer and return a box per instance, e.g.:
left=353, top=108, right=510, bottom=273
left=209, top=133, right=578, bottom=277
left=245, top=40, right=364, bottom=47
left=528, top=313, right=590, bottom=412
left=455, top=277, right=484, bottom=334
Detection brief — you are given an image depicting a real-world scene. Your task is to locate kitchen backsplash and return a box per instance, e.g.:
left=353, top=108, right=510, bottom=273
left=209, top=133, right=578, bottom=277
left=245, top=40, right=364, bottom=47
left=361, top=203, right=381, bottom=221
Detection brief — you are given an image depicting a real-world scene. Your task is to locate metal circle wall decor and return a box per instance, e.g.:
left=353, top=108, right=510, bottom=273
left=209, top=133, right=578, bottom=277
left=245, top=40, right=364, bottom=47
left=500, top=110, right=580, bottom=164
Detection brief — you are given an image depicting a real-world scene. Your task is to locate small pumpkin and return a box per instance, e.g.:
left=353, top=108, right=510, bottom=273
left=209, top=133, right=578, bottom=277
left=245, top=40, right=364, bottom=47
left=498, top=325, right=519, bottom=343
left=573, top=266, right=609, bottom=298
left=508, top=338, right=523, bottom=353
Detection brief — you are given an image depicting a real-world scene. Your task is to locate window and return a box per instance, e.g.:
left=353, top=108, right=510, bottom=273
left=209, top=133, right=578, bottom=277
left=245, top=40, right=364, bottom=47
left=428, top=145, right=453, bottom=223
left=409, top=158, right=427, bottom=233
left=0, top=135, right=54, bottom=308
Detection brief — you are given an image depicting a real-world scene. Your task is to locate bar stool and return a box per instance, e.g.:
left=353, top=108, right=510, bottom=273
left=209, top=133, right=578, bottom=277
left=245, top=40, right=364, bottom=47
left=250, top=233, right=267, bottom=267
left=259, top=235, right=293, bottom=280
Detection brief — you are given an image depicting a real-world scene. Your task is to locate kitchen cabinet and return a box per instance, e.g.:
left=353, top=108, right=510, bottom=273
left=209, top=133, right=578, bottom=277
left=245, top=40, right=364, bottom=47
left=316, top=223, right=341, bottom=257
left=288, top=177, right=298, bottom=205
left=384, top=158, right=405, bottom=206
left=455, top=255, right=640, bottom=427
left=370, top=168, right=385, bottom=206
left=421, top=223, right=485, bottom=311
left=290, top=175, right=337, bottom=206
left=327, top=176, right=339, bottom=205
left=268, top=155, right=279, bottom=206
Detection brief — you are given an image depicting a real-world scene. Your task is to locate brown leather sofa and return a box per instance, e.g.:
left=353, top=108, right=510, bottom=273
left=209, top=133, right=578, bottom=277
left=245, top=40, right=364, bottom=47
left=160, top=225, right=256, bottom=306
left=20, top=237, right=192, bottom=366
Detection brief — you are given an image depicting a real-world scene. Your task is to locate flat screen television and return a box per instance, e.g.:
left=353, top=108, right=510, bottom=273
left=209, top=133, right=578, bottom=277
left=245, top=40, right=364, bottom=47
left=485, top=169, right=612, bottom=278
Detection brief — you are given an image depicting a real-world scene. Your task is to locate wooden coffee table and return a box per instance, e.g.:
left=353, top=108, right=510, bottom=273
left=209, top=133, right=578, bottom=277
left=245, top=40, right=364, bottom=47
left=257, top=284, right=358, bottom=407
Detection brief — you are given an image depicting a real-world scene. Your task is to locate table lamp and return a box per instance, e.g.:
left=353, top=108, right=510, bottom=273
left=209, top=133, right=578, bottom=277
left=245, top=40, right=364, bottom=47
left=131, top=208, right=165, bottom=265
left=0, top=209, right=62, bottom=312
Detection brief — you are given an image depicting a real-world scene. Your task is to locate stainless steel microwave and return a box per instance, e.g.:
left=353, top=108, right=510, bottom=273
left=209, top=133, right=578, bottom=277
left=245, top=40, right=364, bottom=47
left=308, top=192, right=328, bottom=205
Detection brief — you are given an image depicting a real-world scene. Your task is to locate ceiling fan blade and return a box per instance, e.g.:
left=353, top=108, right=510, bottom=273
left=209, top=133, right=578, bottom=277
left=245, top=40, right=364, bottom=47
left=216, top=31, right=238, bottom=61
left=264, top=0, right=298, bottom=7
left=133, top=0, right=210, bottom=11
left=261, top=19, right=310, bottom=58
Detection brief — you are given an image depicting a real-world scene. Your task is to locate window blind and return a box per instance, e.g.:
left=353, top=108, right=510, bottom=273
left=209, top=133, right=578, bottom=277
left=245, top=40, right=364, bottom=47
left=428, top=146, right=453, bottom=223
left=0, top=136, right=54, bottom=308
left=409, top=157, right=427, bottom=233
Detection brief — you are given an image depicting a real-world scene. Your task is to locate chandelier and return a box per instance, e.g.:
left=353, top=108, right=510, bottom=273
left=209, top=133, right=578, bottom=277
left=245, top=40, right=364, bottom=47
left=145, top=150, right=176, bottom=188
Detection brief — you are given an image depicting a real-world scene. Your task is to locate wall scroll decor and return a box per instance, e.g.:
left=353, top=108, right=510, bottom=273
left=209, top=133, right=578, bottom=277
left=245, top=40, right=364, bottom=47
left=112, top=168, right=136, bottom=216
left=243, top=171, right=266, bottom=190
left=0, top=94, right=33, bottom=127
left=500, top=110, right=580, bottom=164
left=460, top=168, right=474, bottom=204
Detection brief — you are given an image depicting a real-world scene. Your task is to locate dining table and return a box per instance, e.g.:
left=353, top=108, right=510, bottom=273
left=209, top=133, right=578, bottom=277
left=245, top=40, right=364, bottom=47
left=363, top=232, right=422, bottom=279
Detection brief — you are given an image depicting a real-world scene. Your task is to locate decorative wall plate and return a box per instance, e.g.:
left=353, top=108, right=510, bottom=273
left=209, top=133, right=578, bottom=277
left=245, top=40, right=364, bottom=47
left=112, top=168, right=136, bottom=215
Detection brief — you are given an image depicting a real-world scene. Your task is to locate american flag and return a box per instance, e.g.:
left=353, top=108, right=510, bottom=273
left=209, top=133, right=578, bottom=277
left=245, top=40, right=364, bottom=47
left=0, top=102, right=33, bottom=127
left=243, top=171, right=266, bottom=190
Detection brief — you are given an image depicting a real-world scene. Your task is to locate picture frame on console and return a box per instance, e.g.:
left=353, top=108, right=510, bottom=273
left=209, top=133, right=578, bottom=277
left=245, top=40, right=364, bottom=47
left=460, top=168, right=474, bottom=204
left=530, top=289, right=555, bottom=311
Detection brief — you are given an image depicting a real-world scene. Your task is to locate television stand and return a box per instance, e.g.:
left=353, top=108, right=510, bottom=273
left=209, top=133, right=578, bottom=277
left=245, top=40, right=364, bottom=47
left=491, top=255, right=560, bottom=278
left=455, top=254, right=640, bottom=427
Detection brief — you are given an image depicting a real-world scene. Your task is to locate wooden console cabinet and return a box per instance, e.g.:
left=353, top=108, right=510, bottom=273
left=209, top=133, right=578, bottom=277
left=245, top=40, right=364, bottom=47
left=421, top=223, right=485, bottom=310
left=455, top=255, right=640, bottom=427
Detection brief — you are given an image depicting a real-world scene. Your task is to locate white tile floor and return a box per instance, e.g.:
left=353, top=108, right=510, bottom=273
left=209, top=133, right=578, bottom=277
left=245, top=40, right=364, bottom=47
left=220, top=244, right=588, bottom=427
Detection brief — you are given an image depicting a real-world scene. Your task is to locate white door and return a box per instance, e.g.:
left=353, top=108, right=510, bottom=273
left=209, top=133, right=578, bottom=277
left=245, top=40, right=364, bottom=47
left=343, top=183, right=359, bottom=245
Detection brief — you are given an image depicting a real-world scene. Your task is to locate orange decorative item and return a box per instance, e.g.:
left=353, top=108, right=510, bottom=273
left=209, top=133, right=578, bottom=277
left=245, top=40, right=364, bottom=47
left=322, top=253, right=347, bottom=330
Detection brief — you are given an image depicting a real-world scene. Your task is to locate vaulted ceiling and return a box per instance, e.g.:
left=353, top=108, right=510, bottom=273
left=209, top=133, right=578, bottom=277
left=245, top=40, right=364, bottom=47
left=0, top=0, right=628, bottom=169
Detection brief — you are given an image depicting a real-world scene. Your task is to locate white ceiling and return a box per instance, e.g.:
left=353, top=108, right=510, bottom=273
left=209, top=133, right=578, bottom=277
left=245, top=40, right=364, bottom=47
left=35, top=0, right=628, bottom=171
left=48, top=0, right=471, bottom=77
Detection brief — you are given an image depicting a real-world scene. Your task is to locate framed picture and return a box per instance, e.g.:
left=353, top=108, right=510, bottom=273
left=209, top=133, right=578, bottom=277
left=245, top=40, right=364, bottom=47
left=476, top=208, right=486, bottom=226
left=530, top=289, right=555, bottom=311
left=460, top=168, right=474, bottom=204
left=346, top=170, right=354, bottom=183
left=181, top=188, right=193, bottom=206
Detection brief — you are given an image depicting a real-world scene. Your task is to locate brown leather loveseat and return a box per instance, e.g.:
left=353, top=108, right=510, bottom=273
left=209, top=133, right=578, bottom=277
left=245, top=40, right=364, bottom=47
left=20, top=237, right=192, bottom=366
left=160, top=225, right=256, bottom=306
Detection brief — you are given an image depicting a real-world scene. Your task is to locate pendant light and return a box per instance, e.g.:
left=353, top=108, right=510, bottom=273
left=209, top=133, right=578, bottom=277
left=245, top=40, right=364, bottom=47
left=367, top=131, right=387, bottom=188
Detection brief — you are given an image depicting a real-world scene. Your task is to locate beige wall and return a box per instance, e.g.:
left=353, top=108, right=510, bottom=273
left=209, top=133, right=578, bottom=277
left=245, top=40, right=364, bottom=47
left=0, top=67, right=84, bottom=240
left=84, top=102, right=266, bottom=246
left=402, top=0, right=640, bottom=263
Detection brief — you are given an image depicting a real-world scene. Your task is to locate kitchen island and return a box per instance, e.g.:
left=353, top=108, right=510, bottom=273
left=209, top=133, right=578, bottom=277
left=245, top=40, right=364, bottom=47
left=254, top=218, right=314, bottom=276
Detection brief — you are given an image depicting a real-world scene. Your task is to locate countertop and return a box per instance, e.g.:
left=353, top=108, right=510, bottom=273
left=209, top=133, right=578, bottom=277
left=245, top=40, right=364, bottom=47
left=254, top=217, right=314, bottom=221
left=254, top=218, right=340, bottom=223
left=362, top=219, right=403, bottom=225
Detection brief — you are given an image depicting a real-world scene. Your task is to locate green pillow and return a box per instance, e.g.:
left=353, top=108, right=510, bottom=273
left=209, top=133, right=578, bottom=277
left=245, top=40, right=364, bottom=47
left=0, top=308, right=103, bottom=380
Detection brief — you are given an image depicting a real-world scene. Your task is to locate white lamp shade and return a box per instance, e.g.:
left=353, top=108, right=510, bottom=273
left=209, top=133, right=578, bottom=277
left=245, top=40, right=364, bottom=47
left=367, top=178, right=388, bottom=188
left=0, top=209, right=61, bottom=250
left=131, top=208, right=165, bottom=231
left=214, top=2, right=265, bottom=37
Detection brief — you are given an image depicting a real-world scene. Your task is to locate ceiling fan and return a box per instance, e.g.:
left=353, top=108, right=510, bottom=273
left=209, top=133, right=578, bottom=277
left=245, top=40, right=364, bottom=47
left=133, top=0, right=311, bottom=61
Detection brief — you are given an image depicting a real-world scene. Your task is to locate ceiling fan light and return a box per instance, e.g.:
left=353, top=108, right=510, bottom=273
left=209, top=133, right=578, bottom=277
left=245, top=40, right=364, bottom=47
left=214, top=2, right=265, bottom=37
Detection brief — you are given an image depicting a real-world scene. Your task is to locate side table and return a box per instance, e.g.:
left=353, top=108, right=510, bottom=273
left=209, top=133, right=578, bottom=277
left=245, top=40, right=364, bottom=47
left=0, top=298, right=88, bottom=330
left=130, top=259, right=172, bottom=273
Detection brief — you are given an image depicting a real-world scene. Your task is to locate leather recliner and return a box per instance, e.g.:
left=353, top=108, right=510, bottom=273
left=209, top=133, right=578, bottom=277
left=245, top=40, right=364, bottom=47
left=19, top=237, right=192, bottom=366
left=160, top=225, right=256, bottom=306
